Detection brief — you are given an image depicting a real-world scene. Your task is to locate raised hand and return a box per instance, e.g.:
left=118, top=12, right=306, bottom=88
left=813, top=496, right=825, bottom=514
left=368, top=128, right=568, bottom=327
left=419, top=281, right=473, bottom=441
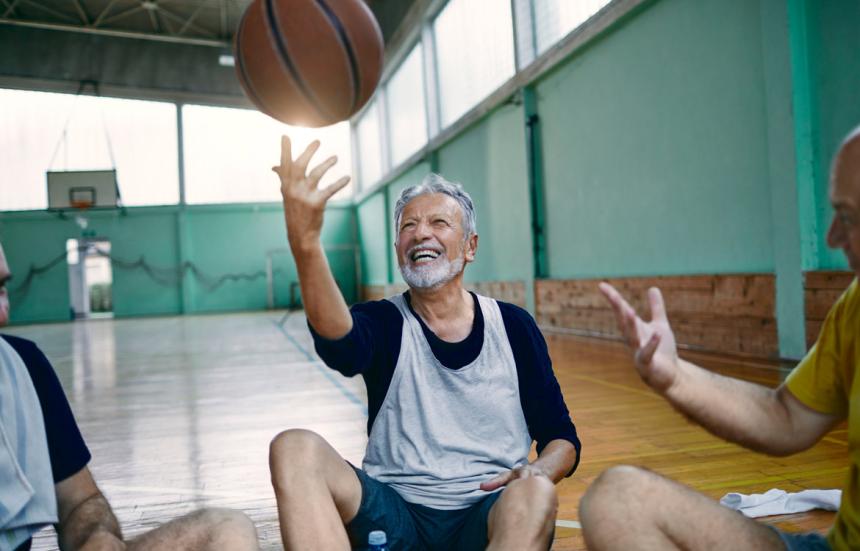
left=272, top=135, right=350, bottom=252
left=598, top=283, right=680, bottom=394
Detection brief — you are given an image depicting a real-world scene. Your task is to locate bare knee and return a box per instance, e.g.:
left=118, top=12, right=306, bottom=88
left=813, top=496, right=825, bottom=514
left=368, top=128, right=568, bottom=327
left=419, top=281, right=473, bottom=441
left=580, top=466, right=655, bottom=531
left=198, top=508, right=257, bottom=543
left=488, top=476, right=557, bottom=549
left=269, top=429, right=329, bottom=469
left=506, top=475, right=558, bottom=517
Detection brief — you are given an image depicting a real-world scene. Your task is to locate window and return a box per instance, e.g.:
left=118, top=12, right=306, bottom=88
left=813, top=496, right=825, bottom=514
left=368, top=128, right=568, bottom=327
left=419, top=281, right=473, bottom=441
left=0, top=88, right=178, bottom=210
left=182, top=105, right=352, bottom=204
left=385, top=44, right=428, bottom=167
left=355, top=99, right=384, bottom=190
left=533, top=0, right=612, bottom=54
left=433, top=0, right=516, bottom=127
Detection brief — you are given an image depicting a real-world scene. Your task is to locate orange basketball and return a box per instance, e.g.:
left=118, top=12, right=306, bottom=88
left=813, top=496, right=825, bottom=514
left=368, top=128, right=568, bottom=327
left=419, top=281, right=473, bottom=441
left=234, top=0, right=384, bottom=128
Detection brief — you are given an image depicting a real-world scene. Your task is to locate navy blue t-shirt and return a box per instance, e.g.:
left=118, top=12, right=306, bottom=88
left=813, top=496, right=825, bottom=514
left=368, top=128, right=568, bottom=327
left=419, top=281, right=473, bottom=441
left=310, top=293, right=581, bottom=474
left=2, top=334, right=91, bottom=484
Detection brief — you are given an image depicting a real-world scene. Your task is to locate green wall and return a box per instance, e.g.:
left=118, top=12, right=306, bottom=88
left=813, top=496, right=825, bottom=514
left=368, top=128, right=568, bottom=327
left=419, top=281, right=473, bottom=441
left=436, top=103, right=531, bottom=285
left=0, top=203, right=357, bottom=324
left=808, top=1, right=860, bottom=269
left=356, top=192, right=389, bottom=286
left=538, top=0, right=774, bottom=278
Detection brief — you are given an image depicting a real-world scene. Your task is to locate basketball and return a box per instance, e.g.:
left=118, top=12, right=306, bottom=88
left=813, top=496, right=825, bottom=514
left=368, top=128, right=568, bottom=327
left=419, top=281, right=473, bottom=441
left=234, top=0, right=384, bottom=128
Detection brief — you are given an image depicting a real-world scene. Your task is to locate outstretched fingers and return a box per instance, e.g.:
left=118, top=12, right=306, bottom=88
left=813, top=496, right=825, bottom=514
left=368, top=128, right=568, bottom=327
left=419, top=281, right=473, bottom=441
left=634, top=332, right=661, bottom=366
left=292, top=140, right=321, bottom=180
left=280, top=135, right=292, bottom=173
left=307, top=156, right=339, bottom=188
left=599, top=283, right=642, bottom=348
left=319, top=176, right=351, bottom=202
left=647, top=287, right=667, bottom=323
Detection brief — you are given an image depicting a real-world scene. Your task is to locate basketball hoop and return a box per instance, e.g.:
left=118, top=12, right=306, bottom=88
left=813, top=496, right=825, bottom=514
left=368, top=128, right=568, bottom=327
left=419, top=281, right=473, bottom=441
left=69, top=187, right=96, bottom=210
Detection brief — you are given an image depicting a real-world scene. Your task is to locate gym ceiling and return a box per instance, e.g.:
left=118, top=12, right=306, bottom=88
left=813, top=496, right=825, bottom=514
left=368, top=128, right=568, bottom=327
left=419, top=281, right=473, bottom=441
left=0, top=0, right=417, bottom=106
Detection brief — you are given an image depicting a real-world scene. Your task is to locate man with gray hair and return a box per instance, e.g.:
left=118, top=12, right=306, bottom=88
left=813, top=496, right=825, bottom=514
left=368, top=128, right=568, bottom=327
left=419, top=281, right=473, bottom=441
left=268, top=137, right=580, bottom=550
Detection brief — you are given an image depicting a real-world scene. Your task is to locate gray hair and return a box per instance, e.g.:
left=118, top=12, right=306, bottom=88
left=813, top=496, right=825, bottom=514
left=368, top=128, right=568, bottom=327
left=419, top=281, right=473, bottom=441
left=393, top=174, right=477, bottom=241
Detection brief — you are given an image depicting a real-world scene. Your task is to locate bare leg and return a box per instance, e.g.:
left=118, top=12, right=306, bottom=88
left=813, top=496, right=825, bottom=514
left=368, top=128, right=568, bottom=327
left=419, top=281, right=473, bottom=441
left=269, top=429, right=362, bottom=550
left=486, top=476, right=558, bottom=551
left=580, top=465, right=786, bottom=550
left=127, top=508, right=258, bottom=551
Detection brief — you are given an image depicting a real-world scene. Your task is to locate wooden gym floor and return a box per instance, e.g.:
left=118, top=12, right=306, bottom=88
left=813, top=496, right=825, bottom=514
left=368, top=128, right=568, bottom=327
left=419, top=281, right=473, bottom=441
left=6, top=310, right=845, bottom=550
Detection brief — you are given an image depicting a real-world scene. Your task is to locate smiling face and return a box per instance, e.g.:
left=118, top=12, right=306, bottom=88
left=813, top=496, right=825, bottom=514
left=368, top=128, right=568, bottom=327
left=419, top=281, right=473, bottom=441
left=395, top=193, right=477, bottom=290
left=827, top=133, right=860, bottom=276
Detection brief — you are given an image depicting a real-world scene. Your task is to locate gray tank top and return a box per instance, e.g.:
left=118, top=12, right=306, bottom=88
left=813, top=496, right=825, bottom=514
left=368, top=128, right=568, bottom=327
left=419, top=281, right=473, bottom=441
left=362, top=293, right=531, bottom=510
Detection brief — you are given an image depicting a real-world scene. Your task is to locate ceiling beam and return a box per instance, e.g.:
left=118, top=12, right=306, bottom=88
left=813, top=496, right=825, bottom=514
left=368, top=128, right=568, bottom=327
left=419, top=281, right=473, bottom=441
left=92, top=0, right=120, bottom=27
left=3, top=0, right=23, bottom=18
left=0, top=17, right=229, bottom=46
left=177, top=1, right=208, bottom=36
left=157, top=5, right=215, bottom=38
left=98, top=4, right=144, bottom=26
left=71, top=0, right=89, bottom=24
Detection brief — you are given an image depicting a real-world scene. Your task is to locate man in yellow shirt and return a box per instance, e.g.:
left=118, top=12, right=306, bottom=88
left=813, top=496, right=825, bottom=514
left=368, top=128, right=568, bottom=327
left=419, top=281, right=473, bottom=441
left=579, top=127, right=860, bottom=551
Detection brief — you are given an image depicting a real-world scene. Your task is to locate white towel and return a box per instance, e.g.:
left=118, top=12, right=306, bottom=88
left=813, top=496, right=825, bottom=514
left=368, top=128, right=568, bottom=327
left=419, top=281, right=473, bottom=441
left=720, top=488, right=841, bottom=518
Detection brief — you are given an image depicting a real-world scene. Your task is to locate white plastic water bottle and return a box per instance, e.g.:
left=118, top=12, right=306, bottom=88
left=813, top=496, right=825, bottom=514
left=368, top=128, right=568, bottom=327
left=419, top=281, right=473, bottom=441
left=368, top=530, right=388, bottom=551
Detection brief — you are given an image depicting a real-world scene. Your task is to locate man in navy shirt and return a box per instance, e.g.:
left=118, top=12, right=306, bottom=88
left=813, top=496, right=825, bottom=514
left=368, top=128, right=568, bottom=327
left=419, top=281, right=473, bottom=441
left=268, top=137, right=580, bottom=550
left=0, top=242, right=260, bottom=551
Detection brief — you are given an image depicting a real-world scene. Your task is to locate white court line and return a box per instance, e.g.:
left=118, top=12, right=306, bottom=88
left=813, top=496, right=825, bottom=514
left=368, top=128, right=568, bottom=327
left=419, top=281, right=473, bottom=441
left=102, top=484, right=584, bottom=530
left=556, top=519, right=582, bottom=529
left=99, top=484, right=264, bottom=501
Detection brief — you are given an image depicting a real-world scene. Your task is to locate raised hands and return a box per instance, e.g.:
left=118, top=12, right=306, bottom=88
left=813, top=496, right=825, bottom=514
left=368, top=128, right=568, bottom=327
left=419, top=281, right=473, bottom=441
left=598, top=283, right=680, bottom=394
left=272, top=135, right=350, bottom=252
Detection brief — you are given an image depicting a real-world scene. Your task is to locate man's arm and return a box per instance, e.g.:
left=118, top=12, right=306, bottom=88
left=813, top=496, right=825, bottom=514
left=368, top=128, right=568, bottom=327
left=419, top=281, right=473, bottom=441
left=599, top=283, right=841, bottom=456
left=480, top=439, right=578, bottom=491
left=273, top=136, right=352, bottom=339
left=55, top=466, right=125, bottom=550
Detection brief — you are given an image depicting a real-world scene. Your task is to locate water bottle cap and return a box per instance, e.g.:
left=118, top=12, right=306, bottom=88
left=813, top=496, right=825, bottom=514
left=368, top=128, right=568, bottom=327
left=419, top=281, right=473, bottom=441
left=368, top=530, right=387, bottom=545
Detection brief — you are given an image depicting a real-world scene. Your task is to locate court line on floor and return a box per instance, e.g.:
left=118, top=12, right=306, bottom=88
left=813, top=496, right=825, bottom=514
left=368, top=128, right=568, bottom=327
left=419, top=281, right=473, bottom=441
left=271, top=319, right=368, bottom=416
left=99, top=483, right=265, bottom=501
left=556, top=519, right=581, bottom=529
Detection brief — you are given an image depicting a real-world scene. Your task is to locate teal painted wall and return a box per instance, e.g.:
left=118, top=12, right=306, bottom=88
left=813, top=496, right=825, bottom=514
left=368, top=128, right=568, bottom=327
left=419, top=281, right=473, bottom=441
left=436, top=102, right=531, bottom=284
left=0, top=203, right=357, bottom=324
left=538, top=0, right=774, bottom=278
left=356, top=192, right=389, bottom=286
left=808, top=1, right=860, bottom=269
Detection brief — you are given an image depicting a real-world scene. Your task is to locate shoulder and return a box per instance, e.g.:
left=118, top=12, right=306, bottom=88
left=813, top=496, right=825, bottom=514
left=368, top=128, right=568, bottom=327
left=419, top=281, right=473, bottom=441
left=352, top=298, right=402, bottom=318
left=838, top=279, right=860, bottom=319
left=497, top=301, right=540, bottom=332
left=349, top=298, right=403, bottom=328
left=1, top=333, right=59, bottom=388
left=1, top=334, right=49, bottom=370
left=1, top=333, right=40, bottom=356
left=819, top=278, right=860, bottom=345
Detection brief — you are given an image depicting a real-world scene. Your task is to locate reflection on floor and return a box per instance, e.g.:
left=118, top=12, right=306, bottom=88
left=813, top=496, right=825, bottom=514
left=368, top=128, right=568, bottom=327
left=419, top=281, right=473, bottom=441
left=5, top=311, right=844, bottom=550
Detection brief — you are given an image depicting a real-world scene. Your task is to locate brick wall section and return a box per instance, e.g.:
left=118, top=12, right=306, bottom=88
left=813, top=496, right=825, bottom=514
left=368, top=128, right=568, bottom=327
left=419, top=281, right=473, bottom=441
left=536, top=275, right=778, bottom=358
left=804, top=271, right=854, bottom=348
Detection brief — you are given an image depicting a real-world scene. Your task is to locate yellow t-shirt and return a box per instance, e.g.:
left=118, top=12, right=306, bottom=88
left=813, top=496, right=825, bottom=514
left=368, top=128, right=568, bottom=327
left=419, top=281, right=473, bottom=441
left=786, top=279, right=859, bottom=551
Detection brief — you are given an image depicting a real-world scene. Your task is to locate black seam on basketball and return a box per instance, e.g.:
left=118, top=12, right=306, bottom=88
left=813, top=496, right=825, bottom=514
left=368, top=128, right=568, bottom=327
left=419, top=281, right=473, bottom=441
left=265, top=0, right=333, bottom=122
left=235, top=15, right=277, bottom=120
left=314, top=0, right=360, bottom=113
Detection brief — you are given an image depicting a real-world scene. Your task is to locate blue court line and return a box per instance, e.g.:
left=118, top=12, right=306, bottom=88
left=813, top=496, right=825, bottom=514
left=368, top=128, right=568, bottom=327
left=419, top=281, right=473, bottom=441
left=271, top=319, right=368, bottom=416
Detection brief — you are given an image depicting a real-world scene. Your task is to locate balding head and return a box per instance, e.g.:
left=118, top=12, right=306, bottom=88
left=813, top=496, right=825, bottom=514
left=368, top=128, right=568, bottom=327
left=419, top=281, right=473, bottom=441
left=827, top=126, right=860, bottom=275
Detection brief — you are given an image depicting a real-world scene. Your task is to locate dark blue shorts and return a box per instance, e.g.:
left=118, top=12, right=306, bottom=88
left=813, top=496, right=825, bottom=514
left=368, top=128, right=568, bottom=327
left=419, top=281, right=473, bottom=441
left=775, top=529, right=830, bottom=551
left=345, top=465, right=502, bottom=551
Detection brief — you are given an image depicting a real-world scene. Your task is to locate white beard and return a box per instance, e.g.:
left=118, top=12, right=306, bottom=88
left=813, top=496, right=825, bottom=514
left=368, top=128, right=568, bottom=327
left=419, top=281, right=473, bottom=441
left=399, top=254, right=465, bottom=290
